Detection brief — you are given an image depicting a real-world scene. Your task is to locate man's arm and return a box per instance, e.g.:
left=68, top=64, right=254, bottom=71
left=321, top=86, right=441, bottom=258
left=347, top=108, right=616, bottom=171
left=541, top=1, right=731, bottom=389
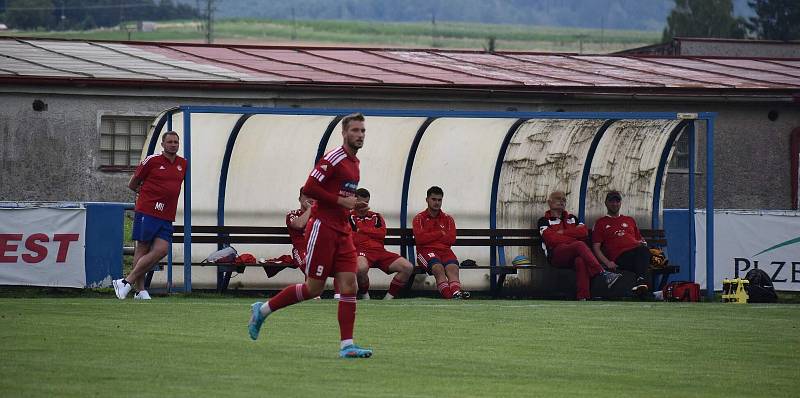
left=632, top=219, right=646, bottom=245
left=564, top=216, right=588, bottom=239
left=413, top=214, right=442, bottom=246
left=127, top=175, right=142, bottom=192
left=288, top=207, right=312, bottom=231
left=302, top=162, right=357, bottom=209
left=441, top=215, right=457, bottom=246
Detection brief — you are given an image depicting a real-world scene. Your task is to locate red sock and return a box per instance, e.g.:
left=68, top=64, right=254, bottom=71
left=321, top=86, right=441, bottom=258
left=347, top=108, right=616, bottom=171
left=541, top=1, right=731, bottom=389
left=449, top=280, right=461, bottom=294
left=267, top=283, right=311, bottom=312
left=387, top=275, right=405, bottom=298
left=357, top=277, right=370, bottom=296
left=437, top=281, right=452, bottom=299
left=338, top=294, right=357, bottom=341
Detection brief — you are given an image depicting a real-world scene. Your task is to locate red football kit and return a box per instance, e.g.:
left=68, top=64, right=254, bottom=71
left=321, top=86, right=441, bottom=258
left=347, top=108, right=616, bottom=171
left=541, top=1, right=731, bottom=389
left=412, top=209, right=458, bottom=269
left=592, top=215, right=644, bottom=262
left=349, top=210, right=401, bottom=273
left=286, top=208, right=308, bottom=272
left=302, top=146, right=360, bottom=280
left=133, top=154, right=187, bottom=222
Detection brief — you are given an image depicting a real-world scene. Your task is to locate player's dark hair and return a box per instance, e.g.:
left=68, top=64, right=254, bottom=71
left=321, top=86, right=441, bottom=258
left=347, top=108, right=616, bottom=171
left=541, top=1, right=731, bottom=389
left=355, top=188, right=370, bottom=198
left=162, top=131, right=179, bottom=141
left=342, top=113, right=365, bottom=130
left=427, top=186, right=444, bottom=197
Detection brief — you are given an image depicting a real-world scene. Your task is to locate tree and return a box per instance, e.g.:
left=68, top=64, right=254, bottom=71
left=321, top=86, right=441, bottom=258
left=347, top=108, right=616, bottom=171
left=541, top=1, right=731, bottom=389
left=5, top=0, right=54, bottom=30
left=747, top=0, right=800, bottom=41
left=662, top=0, right=746, bottom=42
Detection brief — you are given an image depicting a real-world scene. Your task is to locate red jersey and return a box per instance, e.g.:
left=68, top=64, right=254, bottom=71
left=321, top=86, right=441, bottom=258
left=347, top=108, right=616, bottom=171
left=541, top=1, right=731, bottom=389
left=133, top=154, right=187, bottom=222
left=412, top=209, right=456, bottom=251
left=285, top=208, right=307, bottom=253
left=592, top=215, right=644, bottom=261
left=303, top=146, right=360, bottom=233
left=349, top=210, right=387, bottom=251
left=537, top=210, right=588, bottom=254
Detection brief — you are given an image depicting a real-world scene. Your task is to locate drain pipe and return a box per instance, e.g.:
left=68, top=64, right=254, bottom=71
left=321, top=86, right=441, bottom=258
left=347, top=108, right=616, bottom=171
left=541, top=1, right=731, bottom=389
left=792, top=127, right=800, bottom=210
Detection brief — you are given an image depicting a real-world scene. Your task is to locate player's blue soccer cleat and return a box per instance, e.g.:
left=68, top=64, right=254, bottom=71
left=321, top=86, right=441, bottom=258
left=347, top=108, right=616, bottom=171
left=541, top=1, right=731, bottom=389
left=248, top=302, right=266, bottom=340
left=339, top=344, right=373, bottom=358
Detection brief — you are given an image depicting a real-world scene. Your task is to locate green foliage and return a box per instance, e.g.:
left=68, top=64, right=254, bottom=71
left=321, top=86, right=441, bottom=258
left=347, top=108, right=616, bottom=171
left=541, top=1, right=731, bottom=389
left=1, top=297, right=799, bottom=397
left=5, top=0, right=54, bottom=30
left=2, top=0, right=199, bottom=31
left=662, top=0, right=746, bottom=42
left=746, top=0, right=800, bottom=40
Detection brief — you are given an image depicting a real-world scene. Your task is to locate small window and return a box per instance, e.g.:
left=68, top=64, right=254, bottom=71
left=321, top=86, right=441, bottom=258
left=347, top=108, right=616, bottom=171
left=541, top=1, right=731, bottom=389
left=669, top=128, right=693, bottom=173
left=99, top=116, right=152, bottom=171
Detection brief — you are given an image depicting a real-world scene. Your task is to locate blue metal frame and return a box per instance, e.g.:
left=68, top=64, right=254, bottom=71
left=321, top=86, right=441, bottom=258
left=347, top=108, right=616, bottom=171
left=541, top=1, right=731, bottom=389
left=651, top=120, right=689, bottom=229
left=705, top=117, right=715, bottom=299
left=316, top=116, right=344, bottom=164
left=489, top=118, right=527, bottom=293
left=170, top=106, right=716, bottom=297
left=182, top=111, right=193, bottom=293
left=399, top=117, right=436, bottom=261
left=688, top=121, right=696, bottom=281
left=218, top=114, right=252, bottom=236
left=577, top=119, right=617, bottom=223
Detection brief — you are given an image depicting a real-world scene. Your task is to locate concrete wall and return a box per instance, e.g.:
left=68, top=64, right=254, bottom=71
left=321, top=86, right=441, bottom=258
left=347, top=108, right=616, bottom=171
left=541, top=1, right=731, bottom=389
left=1, top=84, right=797, bottom=212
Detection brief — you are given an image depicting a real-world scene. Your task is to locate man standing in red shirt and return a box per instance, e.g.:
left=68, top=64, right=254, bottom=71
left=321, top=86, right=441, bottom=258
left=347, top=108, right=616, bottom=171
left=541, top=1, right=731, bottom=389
left=350, top=188, right=414, bottom=300
left=113, top=131, right=187, bottom=300
left=537, top=190, right=620, bottom=301
left=592, top=190, right=651, bottom=296
left=248, top=113, right=372, bottom=359
left=413, top=186, right=469, bottom=299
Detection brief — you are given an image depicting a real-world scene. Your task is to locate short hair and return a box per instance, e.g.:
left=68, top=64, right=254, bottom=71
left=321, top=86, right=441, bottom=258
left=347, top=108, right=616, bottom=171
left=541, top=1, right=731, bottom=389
left=548, top=190, right=566, bottom=202
left=341, top=113, right=365, bottom=130
left=426, top=186, right=444, bottom=197
left=355, top=188, right=370, bottom=198
left=162, top=131, right=179, bottom=141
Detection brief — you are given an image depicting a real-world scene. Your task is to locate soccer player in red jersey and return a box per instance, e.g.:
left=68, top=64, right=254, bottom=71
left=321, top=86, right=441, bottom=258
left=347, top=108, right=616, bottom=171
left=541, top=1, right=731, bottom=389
left=248, top=113, right=372, bottom=358
left=537, top=190, right=620, bottom=301
left=412, top=186, right=470, bottom=299
left=113, top=131, right=187, bottom=300
left=592, top=190, right=651, bottom=297
left=349, top=188, right=414, bottom=300
left=275, top=187, right=314, bottom=277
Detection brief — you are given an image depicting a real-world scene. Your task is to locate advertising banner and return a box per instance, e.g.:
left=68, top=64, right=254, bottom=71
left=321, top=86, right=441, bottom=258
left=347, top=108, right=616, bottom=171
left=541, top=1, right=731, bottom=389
left=0, top=207, right=86, bottom=287
left=695, top=210, right=800, bottom=291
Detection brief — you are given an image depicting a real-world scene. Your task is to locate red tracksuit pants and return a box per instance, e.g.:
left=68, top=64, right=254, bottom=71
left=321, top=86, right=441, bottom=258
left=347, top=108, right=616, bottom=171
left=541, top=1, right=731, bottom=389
left=550, top=241, right=604, bottom=300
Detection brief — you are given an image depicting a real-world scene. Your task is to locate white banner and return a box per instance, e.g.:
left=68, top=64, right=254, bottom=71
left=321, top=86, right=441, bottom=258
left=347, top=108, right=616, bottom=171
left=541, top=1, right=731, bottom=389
left=695, top=210, right=800, bottom=291
left=0, top=207, right=86, bottom=287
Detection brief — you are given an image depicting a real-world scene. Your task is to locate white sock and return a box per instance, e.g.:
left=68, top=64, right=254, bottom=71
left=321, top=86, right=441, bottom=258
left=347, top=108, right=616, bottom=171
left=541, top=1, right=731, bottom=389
left=259, top=302, right=273, bottom=317
left=384, top=292, right=394, bottom=299
left=340, top=339, right=353, bottom=349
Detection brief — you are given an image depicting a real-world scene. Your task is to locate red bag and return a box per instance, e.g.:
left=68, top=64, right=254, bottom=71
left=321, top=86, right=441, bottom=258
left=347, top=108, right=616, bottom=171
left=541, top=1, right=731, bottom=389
left=663, top=281, right=700, bottom=302
left=235, top=253, right=257, bottom=264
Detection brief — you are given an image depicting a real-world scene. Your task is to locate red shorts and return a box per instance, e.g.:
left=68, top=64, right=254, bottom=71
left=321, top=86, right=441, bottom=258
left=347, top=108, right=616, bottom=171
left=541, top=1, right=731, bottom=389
left=292, top=247, right=307, bottom=275
left=304, top=219, right=357, bottom=280
left=358, top=247, right=402, bottom=274
left=416, top=247, right=458, bottom=273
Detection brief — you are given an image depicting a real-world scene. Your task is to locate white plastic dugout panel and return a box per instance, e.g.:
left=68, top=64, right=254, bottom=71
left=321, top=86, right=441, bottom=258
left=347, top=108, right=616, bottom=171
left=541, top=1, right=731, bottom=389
left=322, top=116, right=429, bottom=289
left=583, top=119, right=682, bottom=229
left=225, top=114, right=335, bottom=287
left=407, top=118, right=516, bottom=290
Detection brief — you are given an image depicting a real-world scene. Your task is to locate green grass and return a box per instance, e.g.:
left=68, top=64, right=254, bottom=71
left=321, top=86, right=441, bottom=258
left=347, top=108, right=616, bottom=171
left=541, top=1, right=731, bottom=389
left=0, top=297, right=798, bottom=397
left=0, top=18, right=661, bottom=53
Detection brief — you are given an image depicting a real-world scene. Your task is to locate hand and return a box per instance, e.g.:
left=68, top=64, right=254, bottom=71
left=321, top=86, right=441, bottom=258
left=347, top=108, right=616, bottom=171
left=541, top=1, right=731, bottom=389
left=606, top=261, right=618, bottom=271
left=556, top=229, right=564, bottom=235
left=338, top=196, right=357, bottom=210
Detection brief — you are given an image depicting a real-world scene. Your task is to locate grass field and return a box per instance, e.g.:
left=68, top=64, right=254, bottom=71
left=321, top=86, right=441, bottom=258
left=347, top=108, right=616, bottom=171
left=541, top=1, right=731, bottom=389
left=1, top=296, right=798, bottom=397
left=0, top=18, right=661, bottom=53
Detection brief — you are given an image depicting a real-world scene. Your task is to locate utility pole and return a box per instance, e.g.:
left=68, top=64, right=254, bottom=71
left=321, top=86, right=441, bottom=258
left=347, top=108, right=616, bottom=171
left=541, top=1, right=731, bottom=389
left=205, top=0, right=214, bottom=44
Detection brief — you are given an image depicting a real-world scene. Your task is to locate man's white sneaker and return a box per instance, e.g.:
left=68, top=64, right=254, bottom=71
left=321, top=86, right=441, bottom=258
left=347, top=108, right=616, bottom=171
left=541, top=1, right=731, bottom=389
left=333, top=293, right=341, bottom=300
left=112, top=279, right=132, bottom=300
left=134, top=290, right=152, bottom=300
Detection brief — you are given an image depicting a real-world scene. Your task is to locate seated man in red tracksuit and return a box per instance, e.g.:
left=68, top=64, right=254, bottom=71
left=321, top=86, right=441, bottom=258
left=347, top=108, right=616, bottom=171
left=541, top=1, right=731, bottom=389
left=349, top=188, right=414, bottom=300
left=537, top=190, right=620, bottom=301
left=412, top=186, right=469, bottom=299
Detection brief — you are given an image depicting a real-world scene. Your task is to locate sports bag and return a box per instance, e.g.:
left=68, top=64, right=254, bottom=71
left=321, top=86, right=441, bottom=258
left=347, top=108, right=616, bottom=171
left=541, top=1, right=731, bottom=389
left=663, top=281, right=700, bottom=302
left=744, top=268, right=778, bottom=303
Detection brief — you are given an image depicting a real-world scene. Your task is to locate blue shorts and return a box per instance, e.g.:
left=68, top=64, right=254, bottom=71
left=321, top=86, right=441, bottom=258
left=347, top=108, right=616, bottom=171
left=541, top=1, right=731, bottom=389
left=132, top=212, right=173, bottom=243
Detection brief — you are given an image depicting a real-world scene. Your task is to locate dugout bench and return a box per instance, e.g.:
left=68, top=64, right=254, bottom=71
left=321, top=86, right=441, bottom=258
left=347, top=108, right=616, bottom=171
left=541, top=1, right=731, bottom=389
left=146, top=226, right=678, bottom=297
